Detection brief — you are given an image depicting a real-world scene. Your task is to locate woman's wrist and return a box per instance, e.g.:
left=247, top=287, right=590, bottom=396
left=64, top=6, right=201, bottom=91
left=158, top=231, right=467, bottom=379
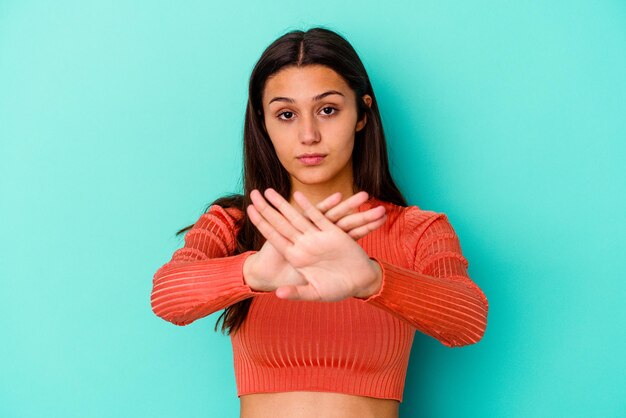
left=243, top=253, right=263, bottom=291
left=355, top=259, right=383, bottom=299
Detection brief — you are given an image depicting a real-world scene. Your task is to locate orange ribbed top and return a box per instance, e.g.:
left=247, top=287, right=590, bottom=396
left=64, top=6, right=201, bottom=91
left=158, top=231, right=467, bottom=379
left=150, top=197, right=488, bottom=402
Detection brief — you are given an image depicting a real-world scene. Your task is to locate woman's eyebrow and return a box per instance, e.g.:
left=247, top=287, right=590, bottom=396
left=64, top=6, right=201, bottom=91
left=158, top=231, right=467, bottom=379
left=268, top=90, right=344, bottom=105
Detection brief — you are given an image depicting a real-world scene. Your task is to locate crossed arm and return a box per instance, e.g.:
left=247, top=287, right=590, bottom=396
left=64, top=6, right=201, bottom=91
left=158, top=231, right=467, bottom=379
left=150, top=198, right=488, bottom=347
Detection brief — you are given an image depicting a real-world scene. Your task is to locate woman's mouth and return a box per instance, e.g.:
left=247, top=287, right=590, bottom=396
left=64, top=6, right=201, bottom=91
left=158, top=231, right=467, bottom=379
left=297, top=155, right=326, bottom=166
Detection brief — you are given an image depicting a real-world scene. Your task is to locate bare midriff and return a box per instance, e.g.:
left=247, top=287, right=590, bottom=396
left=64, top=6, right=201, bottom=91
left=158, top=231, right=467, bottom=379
left=239, top=391, right=400, bottom=418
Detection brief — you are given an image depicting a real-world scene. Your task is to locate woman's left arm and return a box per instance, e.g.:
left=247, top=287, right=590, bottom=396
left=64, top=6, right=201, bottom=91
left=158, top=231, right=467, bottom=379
left=355, top=208, right=489, bottom=348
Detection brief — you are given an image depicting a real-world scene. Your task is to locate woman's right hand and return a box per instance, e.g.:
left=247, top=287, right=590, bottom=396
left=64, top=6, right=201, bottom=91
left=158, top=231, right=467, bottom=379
left=243, top=189, right=387, bottom=293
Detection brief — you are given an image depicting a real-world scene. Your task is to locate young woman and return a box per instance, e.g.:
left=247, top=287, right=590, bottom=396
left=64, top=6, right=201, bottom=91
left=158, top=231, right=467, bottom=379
left=151, top=27, right=489, bottom=418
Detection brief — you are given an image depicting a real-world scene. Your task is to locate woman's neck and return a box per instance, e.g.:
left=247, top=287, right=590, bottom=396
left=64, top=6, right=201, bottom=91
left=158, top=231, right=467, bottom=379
left=288, top=184, right=360, bottom=208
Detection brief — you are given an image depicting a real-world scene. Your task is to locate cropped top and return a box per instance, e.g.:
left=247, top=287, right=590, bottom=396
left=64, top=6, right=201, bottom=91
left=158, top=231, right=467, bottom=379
left=150, top=196, right=489, bottom=402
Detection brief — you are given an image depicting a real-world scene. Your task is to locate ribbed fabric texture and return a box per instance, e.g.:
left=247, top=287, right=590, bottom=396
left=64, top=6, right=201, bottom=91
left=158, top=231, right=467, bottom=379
left=151, top=197, right=489, bottom=402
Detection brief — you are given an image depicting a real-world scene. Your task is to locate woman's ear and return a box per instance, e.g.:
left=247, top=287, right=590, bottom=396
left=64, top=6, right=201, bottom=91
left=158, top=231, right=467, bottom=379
left=355, top=94, right=373, bottom=132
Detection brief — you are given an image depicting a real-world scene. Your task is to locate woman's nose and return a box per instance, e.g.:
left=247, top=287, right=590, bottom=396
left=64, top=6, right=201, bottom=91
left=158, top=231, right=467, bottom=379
left=298, top=114, right=321, bottom=144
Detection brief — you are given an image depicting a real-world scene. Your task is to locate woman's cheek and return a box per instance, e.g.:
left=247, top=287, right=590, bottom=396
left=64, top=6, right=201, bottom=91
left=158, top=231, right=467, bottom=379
left=278, top=146, right=296, bottom=172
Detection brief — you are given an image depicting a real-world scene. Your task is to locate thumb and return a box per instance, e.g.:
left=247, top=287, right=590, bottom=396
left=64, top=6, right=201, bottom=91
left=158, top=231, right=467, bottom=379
left=275, top=284, right=320, bottom=301
left=275, top=285, right=299, bottom=300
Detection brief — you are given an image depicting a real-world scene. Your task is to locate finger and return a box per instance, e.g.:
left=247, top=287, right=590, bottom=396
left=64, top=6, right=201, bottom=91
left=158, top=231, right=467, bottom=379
left=292, top=191, right=336, bottom=231
left=335, top=205, right=386, bottom=232
left=315, top=191, right=343, bottom=214
left=262, top=188, right=321, bottom=235
left=346, top=212, right=388, bottom=240
left=322, top=191, right=370, bottom=222
left=274, top=285, right=298, bottom=300
left=275, top=284, right=320, bottom=301
left=246, top=203, right=292, bottom=254
left=250, top=189, right=304, bottom=243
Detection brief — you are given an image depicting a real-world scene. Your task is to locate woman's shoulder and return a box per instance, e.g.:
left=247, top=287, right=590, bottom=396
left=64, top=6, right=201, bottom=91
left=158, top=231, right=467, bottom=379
left=187, top=199, right=245, bottom=238
left=203, top=194, right=246, bottom=222
left=368, top=196, right=439, bottom=218
left=368, top=196, right=447, bottom=232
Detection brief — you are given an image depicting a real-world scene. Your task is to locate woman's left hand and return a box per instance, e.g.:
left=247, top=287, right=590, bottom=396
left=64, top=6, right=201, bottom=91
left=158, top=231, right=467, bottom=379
left=248, top=188, right=382, bottom=302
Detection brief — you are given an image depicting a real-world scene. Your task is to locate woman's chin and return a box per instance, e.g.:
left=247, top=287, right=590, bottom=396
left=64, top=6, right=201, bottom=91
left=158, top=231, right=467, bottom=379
left=292, top=171, right=335, bottom=184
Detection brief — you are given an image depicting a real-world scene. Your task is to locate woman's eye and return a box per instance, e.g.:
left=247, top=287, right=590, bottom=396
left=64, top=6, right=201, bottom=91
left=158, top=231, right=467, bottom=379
left=277, top=107, right=338, bottom=121
left=278, top=111, right=294, bottom=120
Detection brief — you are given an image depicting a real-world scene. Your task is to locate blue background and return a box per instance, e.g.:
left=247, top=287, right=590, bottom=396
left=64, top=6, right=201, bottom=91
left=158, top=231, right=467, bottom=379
left=1, top=1, right=624, bottom=417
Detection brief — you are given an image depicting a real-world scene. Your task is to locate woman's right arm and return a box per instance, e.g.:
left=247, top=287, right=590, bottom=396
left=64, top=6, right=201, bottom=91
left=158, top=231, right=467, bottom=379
left=150, top=204, right=267, bottom=326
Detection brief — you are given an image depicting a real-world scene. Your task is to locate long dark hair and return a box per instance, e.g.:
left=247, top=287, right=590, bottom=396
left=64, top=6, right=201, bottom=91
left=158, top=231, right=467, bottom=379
left=176, top=26, right=408, bottom=336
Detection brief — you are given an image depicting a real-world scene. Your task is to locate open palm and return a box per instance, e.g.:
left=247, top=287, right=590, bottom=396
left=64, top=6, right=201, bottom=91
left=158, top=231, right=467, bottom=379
left=280, top=227, right=376, bottom=301
left=246, top=188, right=385, bottom=302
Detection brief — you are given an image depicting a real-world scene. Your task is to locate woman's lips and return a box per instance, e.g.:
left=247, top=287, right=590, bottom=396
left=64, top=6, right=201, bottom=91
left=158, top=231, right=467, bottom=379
left=297, top=156, right=325, bottom=165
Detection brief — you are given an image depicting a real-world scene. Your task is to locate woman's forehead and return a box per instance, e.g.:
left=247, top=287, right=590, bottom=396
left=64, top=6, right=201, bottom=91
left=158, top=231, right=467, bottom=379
left=263, top=65, right=352, bottom=105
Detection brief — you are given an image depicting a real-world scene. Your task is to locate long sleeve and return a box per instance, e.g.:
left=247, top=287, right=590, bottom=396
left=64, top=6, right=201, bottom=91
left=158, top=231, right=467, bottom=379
left=150, top=204, right=266, bottom=326
left=357, top=207, right=489, bottom=347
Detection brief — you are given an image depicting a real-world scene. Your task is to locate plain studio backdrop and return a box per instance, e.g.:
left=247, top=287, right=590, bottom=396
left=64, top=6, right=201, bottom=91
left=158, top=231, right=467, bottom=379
left=0, top=1, right=624, bottom=417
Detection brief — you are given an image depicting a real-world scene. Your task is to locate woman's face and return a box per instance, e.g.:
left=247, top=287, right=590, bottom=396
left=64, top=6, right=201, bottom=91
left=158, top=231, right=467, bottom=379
left=261, top=64, right=372, bottom=197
